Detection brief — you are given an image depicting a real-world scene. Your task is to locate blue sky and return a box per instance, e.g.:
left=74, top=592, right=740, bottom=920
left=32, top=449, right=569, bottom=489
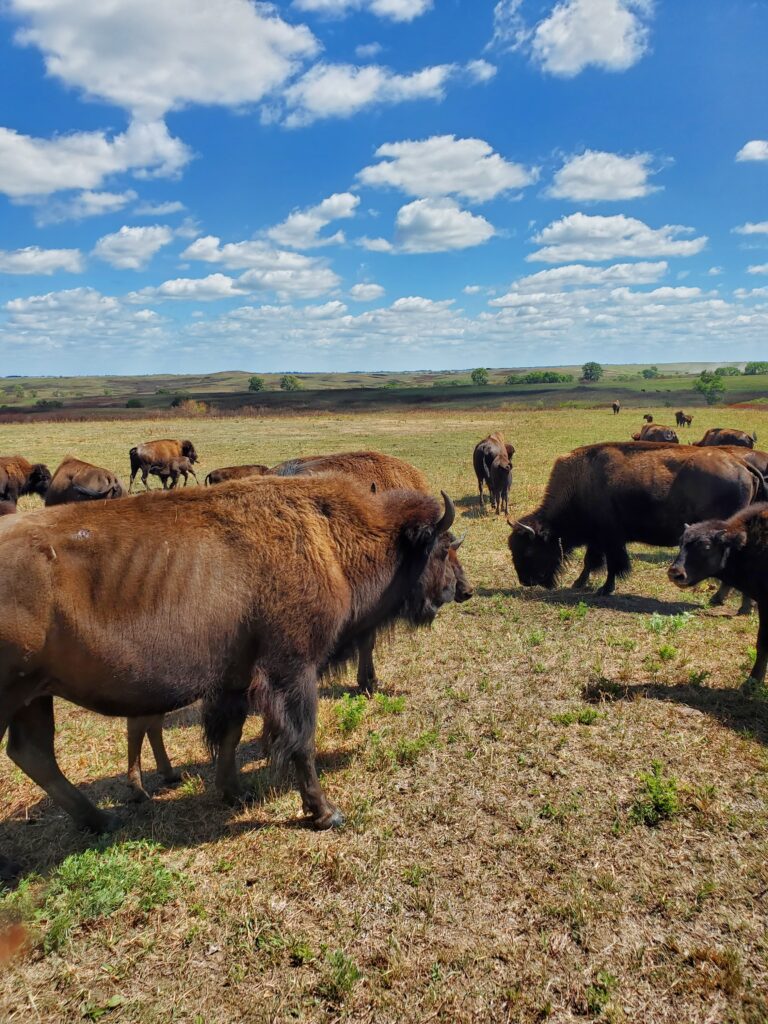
left=1, top=0, right=767, bottom=375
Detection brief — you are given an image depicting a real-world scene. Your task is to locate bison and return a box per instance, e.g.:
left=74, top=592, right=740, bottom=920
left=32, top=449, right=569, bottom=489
left=694, top=427, right=756, bottom=449
left=508, top=442, right=766, bottom=596
left=0, top=501, right=17, bottom=517
left=129, top=439, right=199, bottom=491
left=668, top=504, right=768, bottom=687
left=473, top=433, right=514, bottom=515
left=149, top=456, right=198, bottom=490
left=205, top=464, right=271, bottom=486
left=271, top=450, right=472, bottom=693
left=643, top=414, right=653, bottom=424
left=675, top=410, right=693, bottom=428
left=0, top=475, right=466, bottom=844
left=631, top=423, right=679, bottom=443
left=45, top=457, right=125, bottom=506
left=612, top=401, right=621, bottom=415
left=0, top=456, right=51, bottom=506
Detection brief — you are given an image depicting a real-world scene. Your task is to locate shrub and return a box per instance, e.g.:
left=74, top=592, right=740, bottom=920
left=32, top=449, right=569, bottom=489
left=744, top=361, right=768, bottom=375
left=280, top=374, right=302, bottom=391
left=35, top=399, right=63, bottom=410
left=505, top=373, right=521, bottom=385
left=694, top=371, right=725, bottom=405
left=714, top=366, right=740, bottom=376
left=641, top=366, right=659, bottom=379
left=248, top=375, right=265, bottom=392
left=125, top=398, right=144, bottom=408
left=175, top=399, right=208, bottom=416
left=470, top=367, right=489, bottom=385
left=581, top=361, right=604, bottom=382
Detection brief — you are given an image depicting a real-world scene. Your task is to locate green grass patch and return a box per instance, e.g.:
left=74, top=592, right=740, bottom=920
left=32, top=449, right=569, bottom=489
left=629, top=762, right=681, bottom=827
left=334, top=694, right=368, bottom=735
left=551, top=707, right=603, bottom=726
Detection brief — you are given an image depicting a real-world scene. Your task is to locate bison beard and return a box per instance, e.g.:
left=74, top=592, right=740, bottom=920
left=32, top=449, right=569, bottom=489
left=0, top=475, right=459, bottom=838
left=508, top=442, right=767, bottom=596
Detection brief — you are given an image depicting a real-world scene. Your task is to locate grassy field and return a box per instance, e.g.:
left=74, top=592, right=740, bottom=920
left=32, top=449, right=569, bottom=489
left=1, top=404, right=768, bottom=1023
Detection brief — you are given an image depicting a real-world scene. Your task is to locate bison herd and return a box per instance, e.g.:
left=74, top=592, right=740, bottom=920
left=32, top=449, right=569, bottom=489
left=1, top=416, right=767, bottom=881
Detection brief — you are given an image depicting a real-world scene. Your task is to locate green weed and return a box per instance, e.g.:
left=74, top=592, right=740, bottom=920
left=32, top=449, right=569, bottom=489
left=657, top=643, right=677, bottom=662
left=551, top=708, right=603, bottom=726
left=646, top=612, right=694, bottom=635
left=319, top=949, right=362, bottom=1002
left=629, top=762, right=680, bottom=827
left=586, top=971, right=618, bottom=1016
left=334, top=694, right=367, bottom=735
left=373, top=693, right=405, bottom=715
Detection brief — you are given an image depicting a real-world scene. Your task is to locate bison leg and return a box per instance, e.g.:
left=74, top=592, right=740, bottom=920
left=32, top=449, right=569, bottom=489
left=204, top=690, right=249, bottom=804
left=272, top=667, right=343, bottom=830
left=356, top=630, right=378, bottom=695
left=146, top=715, right=180, bottom=783
left=710, top=582, right=731, bottom=607
left=573, top=545, right=605, bottom=590
left=0, top=853, right=22, bottom=884
left=737, top=593, right=755, bottom=616
left=126, top=714, right=179, bottom=801
left=597, top=541, right=631, bottom=597
left=477, top=478, right=485, bottom=507
left=7, top=696, right=119, bottom=833
left=743, top=600, right=768, bottom=690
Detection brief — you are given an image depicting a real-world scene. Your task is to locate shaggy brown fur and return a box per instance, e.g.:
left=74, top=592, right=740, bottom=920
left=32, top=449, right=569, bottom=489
left=509, top=442, right=766, bottom=596
left=631, top=423, right=679, bottom=443
left=129, top=439, right=199, bottom=491
left=694, top=427, right=756, bottom=448
left=0, top=475, right=461, bottom=842
left=0, top=456, right=51, bottom=505
left=205, top=464, right=271, bottom=486
left=45, top=457, right=125, bottom=506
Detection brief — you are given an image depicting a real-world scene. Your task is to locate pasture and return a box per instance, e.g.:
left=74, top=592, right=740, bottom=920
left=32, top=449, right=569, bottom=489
left=1, top=405, right=767, bottom=1023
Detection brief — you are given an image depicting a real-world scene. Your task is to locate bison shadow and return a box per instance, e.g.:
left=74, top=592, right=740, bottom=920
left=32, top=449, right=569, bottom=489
left=455, top=493, right=489, bottom=521
left=583, top=678, right=768, bottom=746
left=0, top=744, right=355, bottom=884
left=476, top=585, right=700, bottom=616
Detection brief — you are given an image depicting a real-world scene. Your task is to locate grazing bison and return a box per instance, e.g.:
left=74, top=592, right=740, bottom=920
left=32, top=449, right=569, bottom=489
left=0, top=456, right=51, bottom=506
left=675, top=410, right=693, bottom=428
left=631, top=423, right=679, bottom=444
left=508, top=443, right=766, bottom=596
left=272, top=450, right=472, bottom=693
left=0, top=476, right=466, bottom=842
left=205, top=464, right=270, bottom=486
left=612, top=401, right=621, bottom=415
left=129, top=439, right=198, bottom=491
left=694, top=427, right=756, bottom=449
left=149, top=456, right=198, bottom=490
left=45, top=457, right=125, bottom=506
left=643, top=414, right=654, bottom=424
left=669, top=504, right=768, bottom=686
left=473, top=433, right=514, bottom=515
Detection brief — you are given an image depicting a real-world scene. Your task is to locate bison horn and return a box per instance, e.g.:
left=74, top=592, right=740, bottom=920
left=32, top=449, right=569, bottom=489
left=515, top=521, right=536, bottom=535
left=435, top=491, right=455, bottom=534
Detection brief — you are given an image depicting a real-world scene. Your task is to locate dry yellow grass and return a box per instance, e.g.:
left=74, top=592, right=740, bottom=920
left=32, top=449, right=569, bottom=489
left=1, top=405, right=767, bottom=1024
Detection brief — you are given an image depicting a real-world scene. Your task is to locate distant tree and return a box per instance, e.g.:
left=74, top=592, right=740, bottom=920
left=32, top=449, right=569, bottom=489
left=581, top=361, right=604, bottom=382
left=248, top=375, right=265, bottom=392
left=470, top=367, right=489, bottom=385
left=126, top=398, right=144, bottom=408
left=744, top=361, right=768, bottom=375
left=11, top=384, right=25, bottom=400
left=35, top=399, right=63, bottom=410
left=641, top=366, right=659, bottom=379
left=280, top=374, right=302, bottom=392
left=505, top=374, right=521, bottom=385
left=714, top=366, right=740, bottom=376
left=694, top=371, right=725, bottom=405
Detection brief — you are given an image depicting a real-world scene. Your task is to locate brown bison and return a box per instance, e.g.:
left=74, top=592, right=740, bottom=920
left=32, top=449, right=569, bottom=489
left=149, top=456, right=198, bottom=490
left=45, top=457, right=125, bottom=506
left=0, top=475, right=465, bottom=843
left=675, top=410, right=693, bottom=428
left=694, top=427, right=756, bottom=449
left=612, top=401, right=620, bottom=415
left=508, top=443, right=766, bottom=596
left=129, top=439, right=199, bottom=491
left=205, top=464, right=271, bottom=486
left=271, top=450, right=472, bottom=693
left=0, top=456, right=51, bottom=505
left=631, top=423, right=679, bottom=443
left=643, top=414, right=653, bottom=423
left=669, top=503, right=768, bottom=686
left=473, top=433, right=514, bottom=515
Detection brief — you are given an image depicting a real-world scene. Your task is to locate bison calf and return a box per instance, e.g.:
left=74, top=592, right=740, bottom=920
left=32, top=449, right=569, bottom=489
left=150, top=456, right=198, bottom=489
left=473, top=433, right=514, bottom=515
left=129, top=439, right=199, bottom=491
left=669, top=505, right=768, bottom=687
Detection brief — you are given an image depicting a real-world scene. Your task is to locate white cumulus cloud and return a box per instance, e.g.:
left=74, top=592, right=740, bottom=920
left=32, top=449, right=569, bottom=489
left=733, top=222, right=768, bottom=236
left=549, top=150, right=660, bottom=201
left=396, top=198, right=495, bottom=253
left=0, top=247, right=84, bottom=275
left=10, top=0, right=318, bottom=119
left=736, top=140, right=768, bottom=162
left=268, top=192, right=360, bottom=249
left=491, top=0, right=653, bottom=77
left=135, top=200, right=186, bottom=216
left=528, top=213, right=707, bottom=263
left=129, top=274, right=249, bottom=302
left=506, top=261, right=668, bottom=294
left=350, top=282, right=385, bottom=301
left=358, top=135, right=536, bottom=202
left=0, top=121, right=190, bottom=199
left=32, top=189, right=138, bottom=225
left=93, top=225, right=175, bottom=270
left=278, top=62, right=456, bottom=127
left=293, top=0, right=431, bottom=21
left=748, top=264, right=768, bottom=275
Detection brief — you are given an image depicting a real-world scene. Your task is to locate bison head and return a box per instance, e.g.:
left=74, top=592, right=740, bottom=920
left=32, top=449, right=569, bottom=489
left=668, top=520, right=746, bottom=589
left=508, top=515, right=564, bottom=589
left=28, top=463, right=52, bottom=497
left=401, top=492, right=473, bottom=624
left=181, top=440, right=199, bottom=463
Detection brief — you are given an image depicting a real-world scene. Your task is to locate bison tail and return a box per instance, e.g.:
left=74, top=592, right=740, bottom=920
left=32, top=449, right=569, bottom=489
left=202, top=689, right=250, bottom=758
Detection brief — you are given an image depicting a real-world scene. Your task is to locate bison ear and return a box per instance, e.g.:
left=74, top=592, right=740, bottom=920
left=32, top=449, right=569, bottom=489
left=450, top=532, right=466, bottom=551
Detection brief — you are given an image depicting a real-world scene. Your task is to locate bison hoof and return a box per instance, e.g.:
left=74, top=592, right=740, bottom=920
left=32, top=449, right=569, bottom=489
left=596, top=585, right=615, bottom=597
left=740, top=676, right=763, bottom=696
left=161, top=769, right=183, bottom=786
left=312, top=808, right=345, bottom=831
left=709, top=594, right=725, bottom=607
left=358, top=680, right=379, bottom=696
left=127, top=784, right=152, bottom=803
left=80, top=809, right=123, bottom=834
left=737, top=605, right=754, bottom=617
